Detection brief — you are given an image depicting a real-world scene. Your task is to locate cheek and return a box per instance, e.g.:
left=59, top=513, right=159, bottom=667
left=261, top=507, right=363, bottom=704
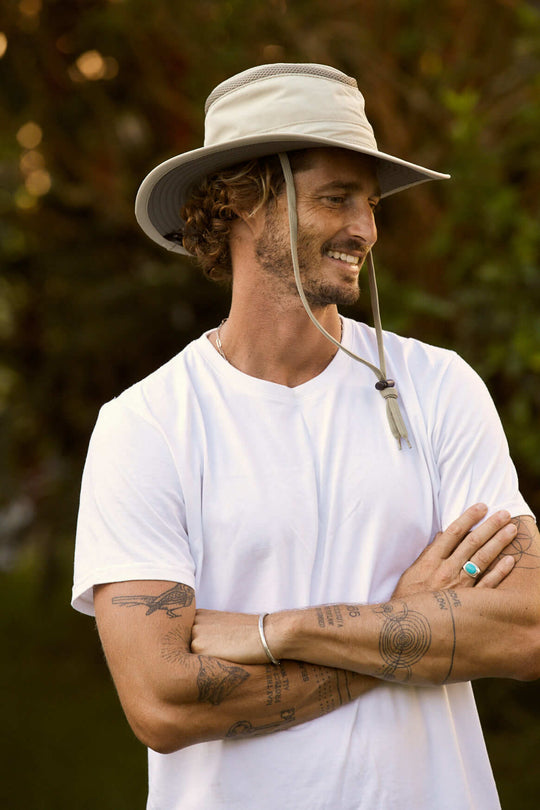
left=296, top=230, right=324, bottom=260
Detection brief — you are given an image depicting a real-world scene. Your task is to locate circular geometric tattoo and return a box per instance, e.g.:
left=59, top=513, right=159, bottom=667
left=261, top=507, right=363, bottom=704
left=377, top=602, right=432, bottom=680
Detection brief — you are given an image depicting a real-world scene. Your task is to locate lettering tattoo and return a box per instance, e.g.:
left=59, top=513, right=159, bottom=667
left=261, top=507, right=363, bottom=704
left=497, top=517, right=540, bottom=569
left=374, top=601, right=432, bottom=682
left=224, top=659, right=358, bottom=739
left=265, top=662, right=290, bottom=707
left=226, top=708, right=296, bottom=738
left=314, top=664, right=340, bottom=714
left=316, top=605, right=345, bottom=629
left=111, top=583, right=194, bottom=618
left=297, top=661, right=353, bottom=712
left=196, top=657, right=250, bottom=705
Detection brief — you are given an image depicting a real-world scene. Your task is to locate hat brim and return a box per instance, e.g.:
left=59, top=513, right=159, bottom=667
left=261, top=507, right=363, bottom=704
left=135, top=133, right=450, bottom=255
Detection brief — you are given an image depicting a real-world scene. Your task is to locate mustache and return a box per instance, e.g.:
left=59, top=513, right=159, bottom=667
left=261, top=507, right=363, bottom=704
left=322, top=239, right=370, bottom=257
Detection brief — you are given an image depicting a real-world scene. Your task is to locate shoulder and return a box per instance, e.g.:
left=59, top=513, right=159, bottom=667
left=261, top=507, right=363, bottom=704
left=98, top=332, right=214, bottom=427
left=344, top=318, right=493, bottom=427
left=346, top=318, right=460, bottom=379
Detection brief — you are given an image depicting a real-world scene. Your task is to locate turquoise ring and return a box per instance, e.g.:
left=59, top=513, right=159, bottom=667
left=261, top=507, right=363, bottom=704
left=463, top=561, right=481, bottom=578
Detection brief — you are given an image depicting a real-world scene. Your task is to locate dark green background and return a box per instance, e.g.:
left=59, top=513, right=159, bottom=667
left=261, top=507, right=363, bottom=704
left=1, top=1, right=539, bottom=807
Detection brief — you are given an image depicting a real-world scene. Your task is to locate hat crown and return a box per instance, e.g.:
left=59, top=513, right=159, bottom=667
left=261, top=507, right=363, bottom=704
left=203, top=62, right=379, bottom=153
left=205, top=63, right=357, bottom=112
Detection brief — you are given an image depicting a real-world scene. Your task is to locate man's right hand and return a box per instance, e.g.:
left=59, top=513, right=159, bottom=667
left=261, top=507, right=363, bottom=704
left=393, top=503, right=517, bottom=599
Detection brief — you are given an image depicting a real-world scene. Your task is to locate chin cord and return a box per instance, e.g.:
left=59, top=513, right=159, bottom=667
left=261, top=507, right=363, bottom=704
left=278, top=152, right=411, bottom=450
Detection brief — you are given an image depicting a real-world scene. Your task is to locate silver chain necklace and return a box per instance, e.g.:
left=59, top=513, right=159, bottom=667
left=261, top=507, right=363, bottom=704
left=215, top=317, right=343, bottom=365
left=215, top=318, right=228, bottom=361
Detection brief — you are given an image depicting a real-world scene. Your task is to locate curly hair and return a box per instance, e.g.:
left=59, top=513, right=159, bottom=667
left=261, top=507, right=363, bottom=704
left=177, top=151, right=309, bottom=282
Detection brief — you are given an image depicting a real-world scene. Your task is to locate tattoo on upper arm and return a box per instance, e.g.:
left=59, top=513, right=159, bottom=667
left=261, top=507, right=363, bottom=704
left=196, top=657, right=250, bottom=705
left=111, top=583, right=195, bottom=618
left=161, top=627, right=190, bottom=663
left=498, top=517, right=540, bottom=569
left=374, top=601, right=432, bottom=682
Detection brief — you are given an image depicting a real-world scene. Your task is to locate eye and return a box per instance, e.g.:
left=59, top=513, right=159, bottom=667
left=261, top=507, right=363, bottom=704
left=369, top=199, right=381, bottom=213
left=325, top=195, right=346, bottom=205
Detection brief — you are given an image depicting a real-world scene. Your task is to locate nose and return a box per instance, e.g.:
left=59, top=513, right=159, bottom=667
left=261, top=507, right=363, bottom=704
left=345, top=200, right=378, bottom=249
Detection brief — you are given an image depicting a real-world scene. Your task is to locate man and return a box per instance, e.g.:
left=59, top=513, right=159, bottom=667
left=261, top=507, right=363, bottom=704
left=72, top=64, right=540, bottom=809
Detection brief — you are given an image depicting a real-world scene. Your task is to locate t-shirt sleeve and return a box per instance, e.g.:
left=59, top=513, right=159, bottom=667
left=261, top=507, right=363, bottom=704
left=72, top=398, right=196, bottom=616
left=429, top=352, right=535, bottom=530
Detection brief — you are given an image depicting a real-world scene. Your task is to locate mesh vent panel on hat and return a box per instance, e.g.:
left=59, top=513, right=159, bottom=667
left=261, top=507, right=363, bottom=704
left=205, top=63, right=357, bottom=113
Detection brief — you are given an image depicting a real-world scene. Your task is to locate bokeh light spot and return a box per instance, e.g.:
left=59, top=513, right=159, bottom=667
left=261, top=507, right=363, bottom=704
left=25, top=169, right=51, bottom=197
left=16, top=121, right=43, bottom=149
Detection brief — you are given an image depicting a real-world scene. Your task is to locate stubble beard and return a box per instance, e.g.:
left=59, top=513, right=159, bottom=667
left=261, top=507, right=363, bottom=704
left=254, top=217, right=361, bottom=308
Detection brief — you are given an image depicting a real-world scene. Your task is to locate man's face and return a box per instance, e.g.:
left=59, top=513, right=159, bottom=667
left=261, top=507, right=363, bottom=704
left=254, top=147, right=380, bottom=307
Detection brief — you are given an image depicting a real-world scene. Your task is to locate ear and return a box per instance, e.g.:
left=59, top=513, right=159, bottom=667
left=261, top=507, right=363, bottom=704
left=234, top=201, right=267, bottom=239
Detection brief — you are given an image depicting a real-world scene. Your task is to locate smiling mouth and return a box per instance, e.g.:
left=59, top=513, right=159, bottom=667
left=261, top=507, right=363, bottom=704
left=325, top=249, right=361, bottom=265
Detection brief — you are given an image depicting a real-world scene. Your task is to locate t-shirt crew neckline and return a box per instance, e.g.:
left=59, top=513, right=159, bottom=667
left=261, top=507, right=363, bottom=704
left=198, top=316, right=352, bottom=401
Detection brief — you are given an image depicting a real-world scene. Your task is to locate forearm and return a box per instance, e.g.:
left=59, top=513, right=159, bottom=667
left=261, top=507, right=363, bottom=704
left=190, top=514, right=540, bottom=689
left=141, top=651, right=377, bottom=752
left=264, top=587, right=540, bottom=686
left=94, top=581, right=378, bottom=754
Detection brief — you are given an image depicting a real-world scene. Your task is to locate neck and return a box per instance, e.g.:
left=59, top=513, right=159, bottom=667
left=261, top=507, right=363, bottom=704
left=212, top=299, right=342, bottom=387
left=211, top=225, right=345, bottom=386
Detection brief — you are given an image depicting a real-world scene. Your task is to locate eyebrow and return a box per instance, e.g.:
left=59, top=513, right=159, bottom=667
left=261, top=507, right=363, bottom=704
left=316, top=180, right=381, bottom=198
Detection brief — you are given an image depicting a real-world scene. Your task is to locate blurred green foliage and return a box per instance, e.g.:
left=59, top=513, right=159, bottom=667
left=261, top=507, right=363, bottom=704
left=0, top=0, right=539, bottom=807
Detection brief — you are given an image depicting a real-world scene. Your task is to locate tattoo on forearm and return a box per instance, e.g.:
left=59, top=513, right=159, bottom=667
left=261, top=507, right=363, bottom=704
left=111, top=583, right=194, bottom=618
left=265, top=662, right=290, bottom=706
left=226, top=708, right=296, bottom=739
left=196, top=656, right=250, bottom=705
left=316, top=605, right=345, bottom=628
left=432, top=590, right=460, bottom=682
left=374, top=601, right=432, bottom=682
left=314, top=666, right=341, bottom=713
left=224, top=660, right=355, bottom=740
left=342, top=670, right=354, bottom=702
left=297, top=661, right=350, bottom=712
left=497, top=517, right=540, bottom=569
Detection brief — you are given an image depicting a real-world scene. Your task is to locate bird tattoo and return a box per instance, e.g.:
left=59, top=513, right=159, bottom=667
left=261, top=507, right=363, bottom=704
left=112, top=583, right=194, bottom=618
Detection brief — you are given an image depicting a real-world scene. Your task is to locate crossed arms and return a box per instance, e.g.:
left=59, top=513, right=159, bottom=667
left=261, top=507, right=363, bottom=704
left=94, top=505, right=540, bottom=754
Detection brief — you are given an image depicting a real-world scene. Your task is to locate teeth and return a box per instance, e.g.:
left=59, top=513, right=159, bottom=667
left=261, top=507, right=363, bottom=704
left=326, top=250, right=359, bottom=265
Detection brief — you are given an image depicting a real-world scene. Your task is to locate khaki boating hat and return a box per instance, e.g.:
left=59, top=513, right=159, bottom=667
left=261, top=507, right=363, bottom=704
left=135, top=62, right=449, bottom=254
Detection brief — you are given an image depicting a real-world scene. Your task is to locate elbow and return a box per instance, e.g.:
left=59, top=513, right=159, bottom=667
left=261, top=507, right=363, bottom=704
left=517, top=637, right=540, bottom=682
left=125, top=698, right=196, bottom=754
left=506, top=620, right=540, bottom=682
left=513, top=655, right=540, bottom=683
left=136, top=725, right=185, bottom=756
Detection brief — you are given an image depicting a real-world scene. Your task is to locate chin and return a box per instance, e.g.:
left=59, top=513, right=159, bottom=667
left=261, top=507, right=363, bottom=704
left=304, top=283, right=360, bottom=308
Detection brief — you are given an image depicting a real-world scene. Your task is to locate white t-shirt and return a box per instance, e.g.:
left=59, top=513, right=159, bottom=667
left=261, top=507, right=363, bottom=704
left=73, top=317, right=532, bottom=810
